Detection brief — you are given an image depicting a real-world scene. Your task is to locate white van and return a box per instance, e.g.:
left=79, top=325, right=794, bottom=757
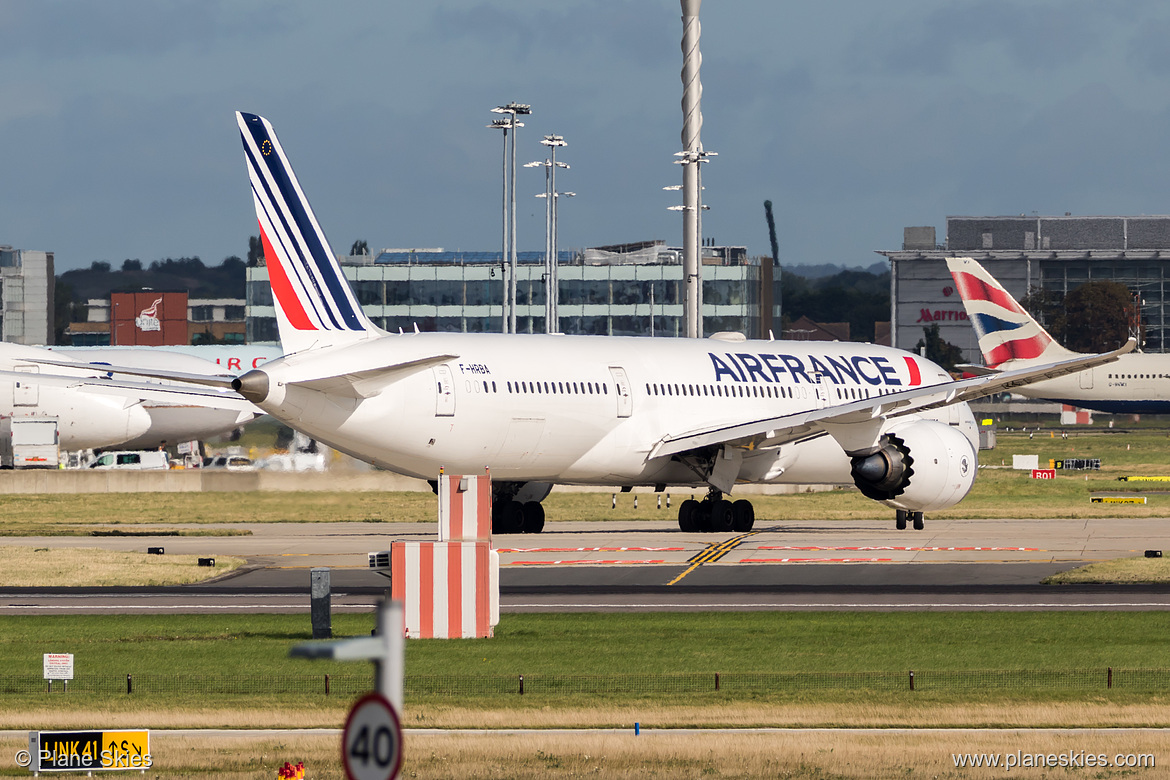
left=88, top=451, right=170, bottom=470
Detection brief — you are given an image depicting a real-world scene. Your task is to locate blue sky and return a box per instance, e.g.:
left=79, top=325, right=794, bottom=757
left=4, top=0, right=1170, bottom=273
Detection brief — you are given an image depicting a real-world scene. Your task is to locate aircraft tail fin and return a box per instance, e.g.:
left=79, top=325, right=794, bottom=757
left=236, top=112, right=380, bottom=354
left=946, top=256, right=1076, bottom=367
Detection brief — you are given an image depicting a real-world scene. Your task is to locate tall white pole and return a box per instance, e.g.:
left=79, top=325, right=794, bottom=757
left=500, top=126, right=509, bottom=333
left=509, top=123, right=519, bottom=334
left=549, top=143, right=559, bottom=332
left=543, top=159, right=554, bottom=331
left=680, top=0, right=704, bottom=338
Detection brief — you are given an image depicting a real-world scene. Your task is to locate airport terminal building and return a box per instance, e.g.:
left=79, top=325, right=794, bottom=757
left=0, top=247, right=53, bottom=346
left=880, top=215, right=1170, bottom=364
left=245, top=241, right=779, bottom=342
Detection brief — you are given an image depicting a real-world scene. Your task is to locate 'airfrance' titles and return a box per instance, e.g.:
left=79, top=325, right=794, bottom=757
left=708, top=352, right=922, bottom=387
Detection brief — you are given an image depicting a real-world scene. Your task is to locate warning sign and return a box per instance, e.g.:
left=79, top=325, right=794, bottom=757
left=42, top=654, right=73, bottom=680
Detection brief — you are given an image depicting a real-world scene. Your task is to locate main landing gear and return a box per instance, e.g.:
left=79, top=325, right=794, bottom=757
left=894, top=510, right=924, bottom=531
left=677, top=488, right=755, bottom=533
left=492, top=498, right=545, bottom=534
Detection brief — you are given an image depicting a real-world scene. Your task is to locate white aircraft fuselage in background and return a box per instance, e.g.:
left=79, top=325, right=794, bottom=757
left=0, top=343, right=264, bottom=450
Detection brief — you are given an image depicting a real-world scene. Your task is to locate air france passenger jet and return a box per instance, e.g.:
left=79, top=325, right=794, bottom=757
left=44, top=114, right=1131, bottom=533
left=947, top=257, right=1170, bottom=414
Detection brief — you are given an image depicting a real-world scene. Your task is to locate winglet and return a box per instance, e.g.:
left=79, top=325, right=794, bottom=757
left=236, top=112, right=380, bottom=354
left=945, top=256, right=1075, bottom=367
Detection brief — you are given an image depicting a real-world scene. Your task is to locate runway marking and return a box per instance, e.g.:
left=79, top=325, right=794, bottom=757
left=497, top=547, right=685, bottom=553
left=744, top=557, right=895, bottom=563
left=756, top=546, right=1042, bottom=552
left=506, top=559, right=667, bottom=566
left=667, top=532, right=757, bottom=586
left=504, top=602, right=1170, bottom=610
left=0, top=608, right=379, bottom=612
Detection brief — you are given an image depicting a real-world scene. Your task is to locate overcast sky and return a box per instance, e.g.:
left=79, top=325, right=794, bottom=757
left=5, top=0, right=1170, bottom=273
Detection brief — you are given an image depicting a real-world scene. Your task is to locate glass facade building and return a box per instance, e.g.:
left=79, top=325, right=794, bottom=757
left=246, top=244, right=778, bottom=343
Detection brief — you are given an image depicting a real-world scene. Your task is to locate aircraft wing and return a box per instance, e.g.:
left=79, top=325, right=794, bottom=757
left=14, top=357, right=237, bottom=389
left=0, top=368, right=260, bottom=412
left=651, top=338, right=1135, bottom=459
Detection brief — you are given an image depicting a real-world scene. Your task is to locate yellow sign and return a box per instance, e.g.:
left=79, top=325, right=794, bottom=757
left=1118, top=476, right=1170, bottom=482
left=29, top=730, right=150, bottom=772
left=1090, top=496, right=1147, bottom=504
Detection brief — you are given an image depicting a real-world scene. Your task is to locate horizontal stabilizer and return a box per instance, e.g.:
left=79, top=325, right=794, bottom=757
left=286, top=353, right=459, bottom=399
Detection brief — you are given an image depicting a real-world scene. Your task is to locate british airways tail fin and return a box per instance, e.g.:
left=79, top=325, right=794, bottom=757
left=236, top=112, right=380, bottom=354
left=946, top=257, right=1076, bottom=367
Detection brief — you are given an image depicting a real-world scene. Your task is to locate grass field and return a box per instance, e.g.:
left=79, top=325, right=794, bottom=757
left=0, top=547, right=244, bottom=587
left=5, top=612, right=1170, bottom=679
left=3, top=612, right=1170, bottom=723
left=1, top=730, right=1166, bottom=779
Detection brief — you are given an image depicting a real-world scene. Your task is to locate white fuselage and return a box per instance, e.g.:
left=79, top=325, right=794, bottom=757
left=0, top=343, right=260, bottom=450
left=254, top=332, right=977, bottom=489
left=1005, top=352, right=1170, bottom=414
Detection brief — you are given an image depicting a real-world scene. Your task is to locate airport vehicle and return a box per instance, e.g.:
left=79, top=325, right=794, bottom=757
left=0, top=343, right=261, bottom=451
left=28, top=114, right=1131, bottom=533
left=947, top=257, right=1170, bottom=414
left=88, top=450, right=169, bottom=470
left=0, top=416, right=59, bottom=469
left=204, top=454, right=254, bottom=470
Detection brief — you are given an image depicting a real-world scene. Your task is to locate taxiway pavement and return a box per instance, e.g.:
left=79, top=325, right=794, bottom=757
left=0, top=516, right=1167, bottom=613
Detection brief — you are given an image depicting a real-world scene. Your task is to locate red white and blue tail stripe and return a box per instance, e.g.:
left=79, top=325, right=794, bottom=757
left=945, top=257, right=1074, bottom=367
left=237, top=112, right=378, bottom=353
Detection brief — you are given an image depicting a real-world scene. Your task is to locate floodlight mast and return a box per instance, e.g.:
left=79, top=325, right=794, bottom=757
left=486, top=118, right=513, bottom=333
left=492, top=102, right=531, bottom=333
left=528, top=134, right=572, bottom=332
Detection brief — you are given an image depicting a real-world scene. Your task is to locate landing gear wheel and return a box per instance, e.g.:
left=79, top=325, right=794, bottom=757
left=695, top=500, right=714, bottom=532
left=910, top=511, right=924, bottom=531
left=492, top=500, right=524, bottom=534
left=710, top=499, right=734, bottom=532
left=895, top=510, right=907, bottom=531
left=521, top=501, right=545, bottom=533
left=678, top=499, right=699, bottom=532
left=731, top=500, right=755, bottom=532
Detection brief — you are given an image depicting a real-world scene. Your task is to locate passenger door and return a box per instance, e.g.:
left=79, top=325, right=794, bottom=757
left=609, top=366, right=632, bottom=418
left=434, top=365, right=456, bottom=417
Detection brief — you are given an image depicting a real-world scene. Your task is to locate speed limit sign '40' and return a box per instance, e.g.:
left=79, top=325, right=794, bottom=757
left=342, top=692, right=403, bottom=780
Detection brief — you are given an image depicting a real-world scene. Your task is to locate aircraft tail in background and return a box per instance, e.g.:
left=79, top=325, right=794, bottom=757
left=236, top=112, right=381, bottom=354
left=945, top=257, right=1077, bottom=367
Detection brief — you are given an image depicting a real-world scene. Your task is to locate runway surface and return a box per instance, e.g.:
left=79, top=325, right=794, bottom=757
left=1, top=516, right=1168, bottom=613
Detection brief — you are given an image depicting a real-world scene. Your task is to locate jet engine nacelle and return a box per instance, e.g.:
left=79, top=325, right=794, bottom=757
left=849, top=418, right=977, bottom=512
